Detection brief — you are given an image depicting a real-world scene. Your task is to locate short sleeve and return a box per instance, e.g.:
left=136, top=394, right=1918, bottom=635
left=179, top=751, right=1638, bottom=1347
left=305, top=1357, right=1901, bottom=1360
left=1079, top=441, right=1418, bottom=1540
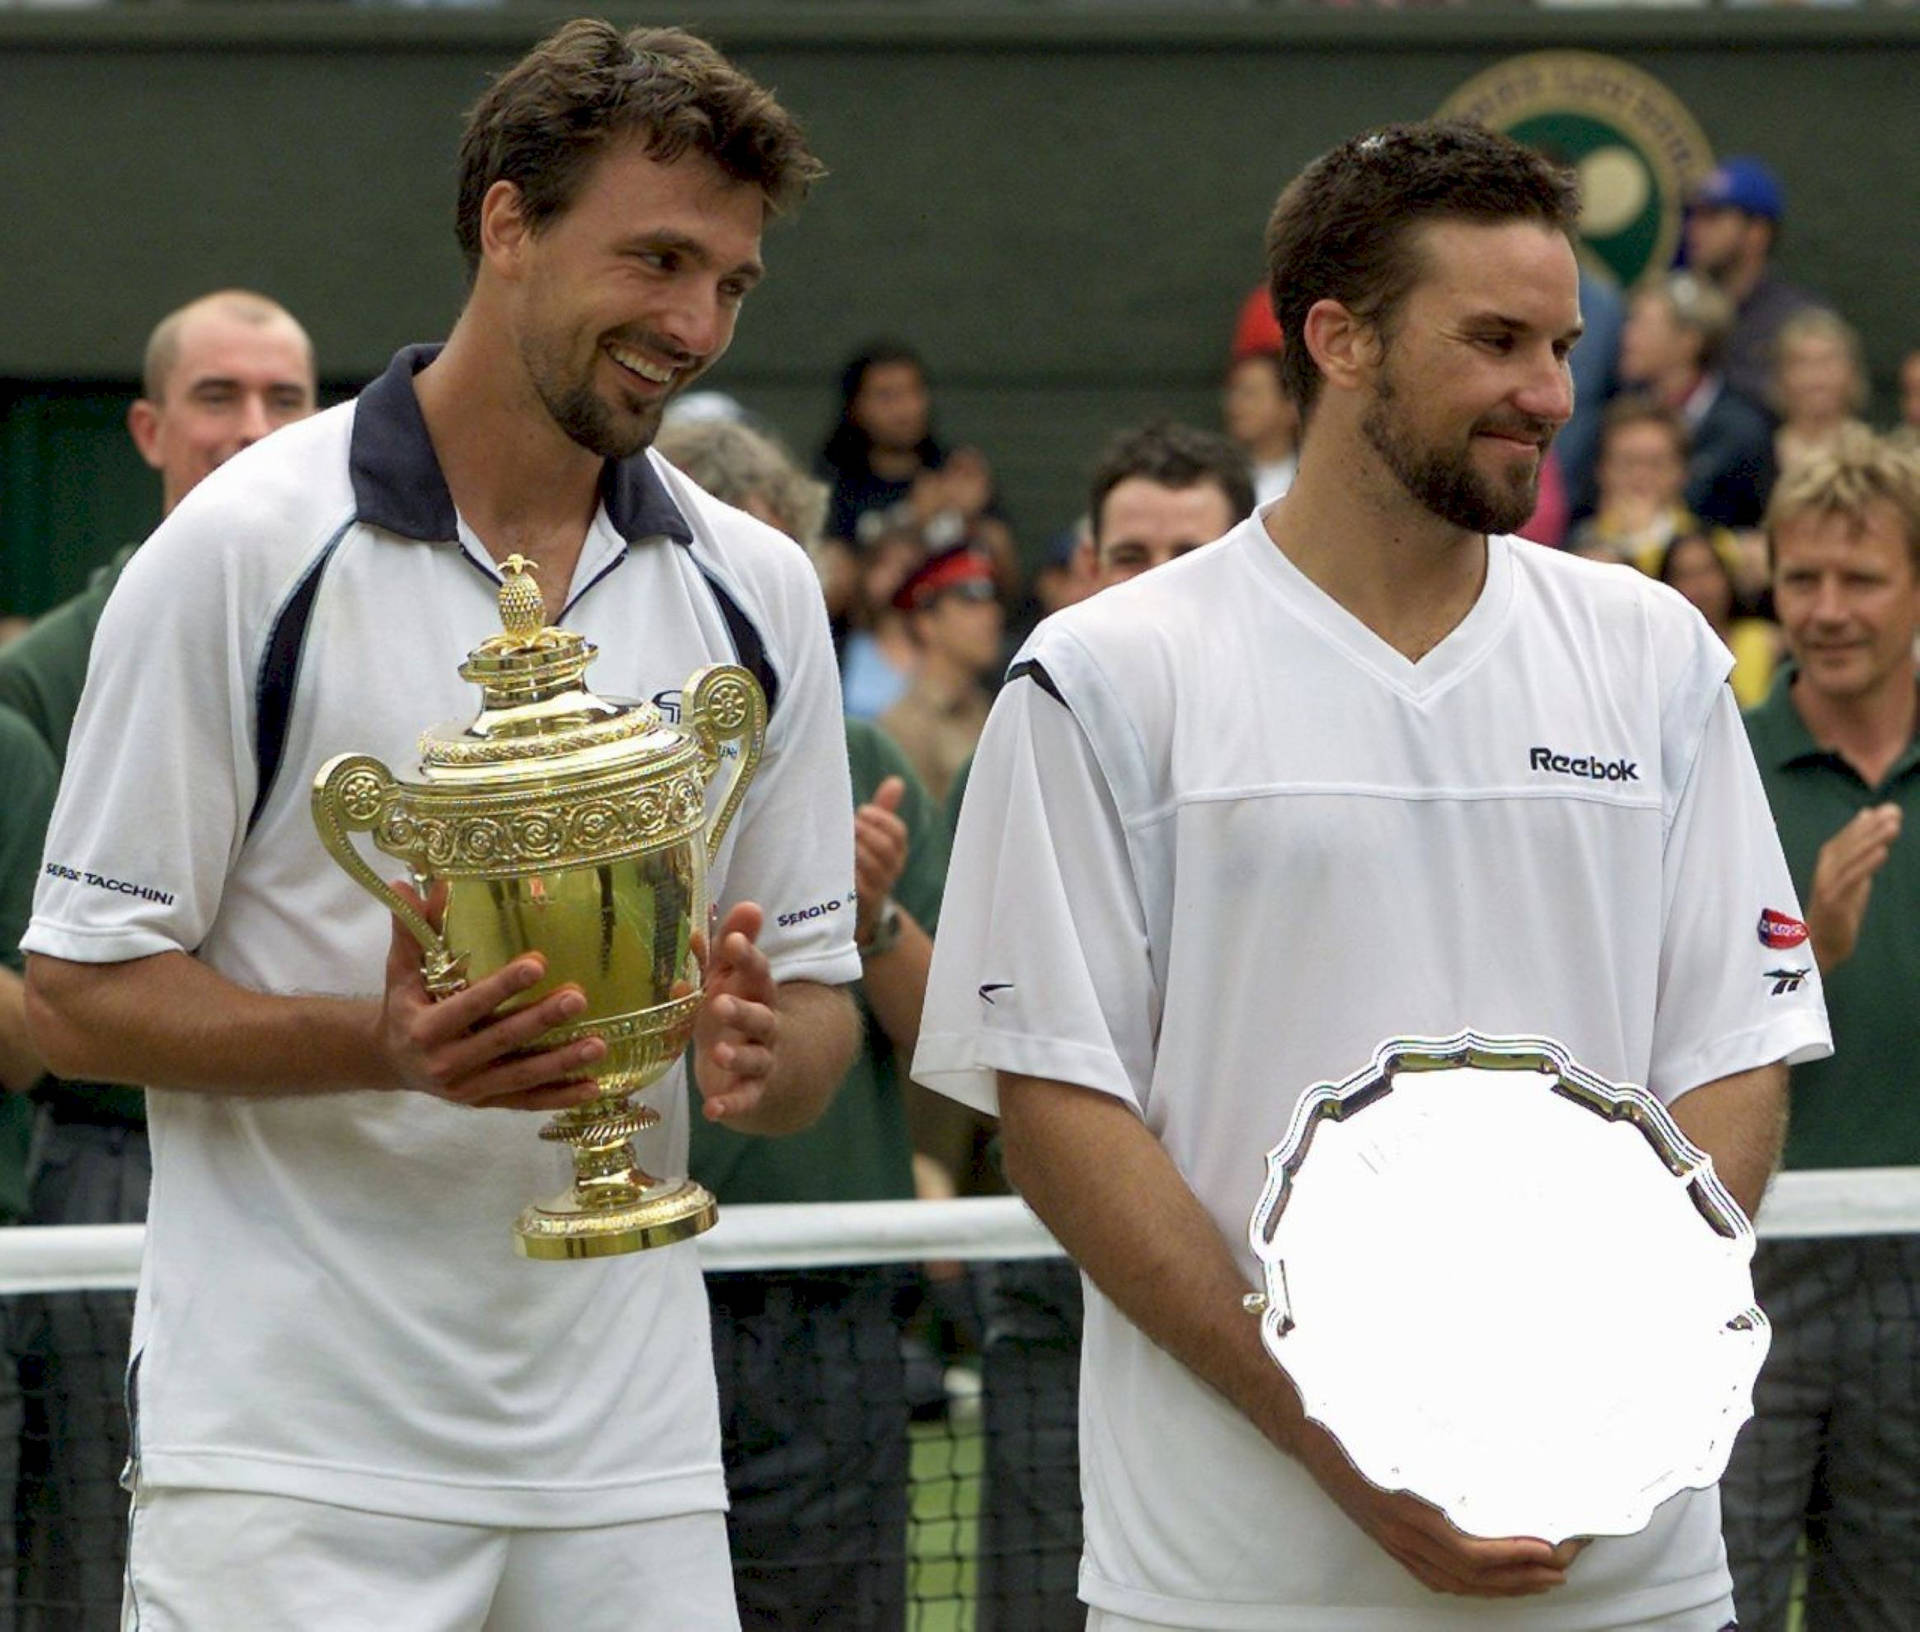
left=22, top=511, right=254, bottom=966
left=709, top=552, right=861, bottom=991
left=911, top=671, right=1156, bottom=1117
left=1652, top=683, right=1832, bottom=1099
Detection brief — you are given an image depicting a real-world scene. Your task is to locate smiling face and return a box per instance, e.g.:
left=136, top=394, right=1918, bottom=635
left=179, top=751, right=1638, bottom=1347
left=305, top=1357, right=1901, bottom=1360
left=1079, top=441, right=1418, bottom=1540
left=1093, top=478, right=1239, bottom=589
left=1355, top=220, right=1580, bottom=535
left=129, top=303, right=316, bottom=515
left=1774, top=501, right=1920, bottom=709
left=503, top=141, right=765, bottom=459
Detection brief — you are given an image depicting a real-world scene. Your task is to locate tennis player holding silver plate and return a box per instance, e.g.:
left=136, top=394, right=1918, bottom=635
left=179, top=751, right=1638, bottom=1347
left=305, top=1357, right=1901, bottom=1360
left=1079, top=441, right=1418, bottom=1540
left=913, top=123, right=1833, bottom=1631
left=1247, top=1031, right=1772, bottom=1546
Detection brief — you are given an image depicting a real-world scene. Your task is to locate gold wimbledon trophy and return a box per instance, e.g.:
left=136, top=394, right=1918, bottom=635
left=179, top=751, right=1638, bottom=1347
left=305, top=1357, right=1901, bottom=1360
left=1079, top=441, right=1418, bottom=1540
left=312, top=556, right=766, bottom=1260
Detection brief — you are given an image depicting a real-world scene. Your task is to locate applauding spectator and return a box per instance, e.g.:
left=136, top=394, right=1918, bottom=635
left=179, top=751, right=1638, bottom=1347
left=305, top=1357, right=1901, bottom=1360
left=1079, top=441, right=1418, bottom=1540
left=819, top=343, right=1020, bottom=599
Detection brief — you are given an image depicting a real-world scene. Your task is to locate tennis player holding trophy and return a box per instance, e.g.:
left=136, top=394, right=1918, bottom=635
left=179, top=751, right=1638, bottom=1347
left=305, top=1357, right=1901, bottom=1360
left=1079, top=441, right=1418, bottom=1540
left=915, top=122, right=1829, bottom=1631
left=23, top=22, right=859, bottom=1628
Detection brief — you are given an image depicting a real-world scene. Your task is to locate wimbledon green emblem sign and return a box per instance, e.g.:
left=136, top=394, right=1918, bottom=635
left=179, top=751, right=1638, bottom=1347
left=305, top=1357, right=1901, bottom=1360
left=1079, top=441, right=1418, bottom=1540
left=1438, top=52, right=1716, bottom=289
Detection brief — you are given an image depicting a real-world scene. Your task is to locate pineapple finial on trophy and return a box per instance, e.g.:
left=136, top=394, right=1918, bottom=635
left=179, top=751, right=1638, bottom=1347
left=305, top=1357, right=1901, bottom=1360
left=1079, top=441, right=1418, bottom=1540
left=496, top=554, right=546, bottom=645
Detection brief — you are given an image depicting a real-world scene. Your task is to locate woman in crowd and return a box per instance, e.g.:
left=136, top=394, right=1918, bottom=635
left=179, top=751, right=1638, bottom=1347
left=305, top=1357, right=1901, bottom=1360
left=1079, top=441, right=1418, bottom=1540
left=1655, top=529, right=1781, bottom=709
left=1770, top=309, right=1871, bottom=474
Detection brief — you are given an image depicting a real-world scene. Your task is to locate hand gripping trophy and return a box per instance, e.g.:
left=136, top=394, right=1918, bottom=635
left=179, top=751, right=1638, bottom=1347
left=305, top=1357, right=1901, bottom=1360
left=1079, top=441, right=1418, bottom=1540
left=312, top=556, right=765, bottom=1260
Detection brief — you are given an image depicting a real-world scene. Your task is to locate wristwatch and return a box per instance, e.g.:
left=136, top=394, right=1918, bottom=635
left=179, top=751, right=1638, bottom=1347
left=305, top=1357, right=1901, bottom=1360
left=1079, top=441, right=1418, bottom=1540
left=859, top=899, right=903, bottom=961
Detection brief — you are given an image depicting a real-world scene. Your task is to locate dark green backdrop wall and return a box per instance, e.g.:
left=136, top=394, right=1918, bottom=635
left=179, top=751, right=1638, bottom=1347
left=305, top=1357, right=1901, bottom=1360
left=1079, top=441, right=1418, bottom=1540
left=3, top=4, right=1915, bottom=613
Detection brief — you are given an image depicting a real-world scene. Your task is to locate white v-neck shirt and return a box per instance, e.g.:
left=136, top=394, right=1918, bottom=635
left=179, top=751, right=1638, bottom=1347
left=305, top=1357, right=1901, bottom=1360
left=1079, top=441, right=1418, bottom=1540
left=916, top=517, right=1828, bottom=1629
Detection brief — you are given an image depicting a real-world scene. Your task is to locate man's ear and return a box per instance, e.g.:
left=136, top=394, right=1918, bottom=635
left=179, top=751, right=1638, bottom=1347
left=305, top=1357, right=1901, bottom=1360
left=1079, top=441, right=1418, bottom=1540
left=126, top=399, right=165, bottom=473
left=478, top=179, right=535, bottom=278
left=1300, top=298, right=1381, bottom=398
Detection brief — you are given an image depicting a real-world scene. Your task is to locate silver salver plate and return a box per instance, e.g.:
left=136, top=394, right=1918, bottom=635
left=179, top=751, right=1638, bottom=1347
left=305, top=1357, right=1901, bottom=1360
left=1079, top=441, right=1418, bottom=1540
left=1247, top=1031, right=1768, bottom=1542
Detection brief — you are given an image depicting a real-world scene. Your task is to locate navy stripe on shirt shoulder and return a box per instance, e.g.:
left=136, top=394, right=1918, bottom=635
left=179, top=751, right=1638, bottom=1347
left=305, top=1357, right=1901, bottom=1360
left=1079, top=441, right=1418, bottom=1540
left=1007, top=658, right=1068, bottom=711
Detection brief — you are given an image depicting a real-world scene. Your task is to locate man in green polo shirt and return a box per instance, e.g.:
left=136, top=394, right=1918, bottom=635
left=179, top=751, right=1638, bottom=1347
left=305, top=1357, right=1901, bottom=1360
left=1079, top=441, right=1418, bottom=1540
left=0, top=289, right=314, bottom=1627
left=1722, top=429, right=1920, bottom=1631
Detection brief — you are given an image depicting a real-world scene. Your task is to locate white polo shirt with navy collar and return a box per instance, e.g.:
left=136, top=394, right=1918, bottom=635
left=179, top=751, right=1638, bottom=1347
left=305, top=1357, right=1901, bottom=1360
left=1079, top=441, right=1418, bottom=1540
left=25, top=344, right=860, bottom=1526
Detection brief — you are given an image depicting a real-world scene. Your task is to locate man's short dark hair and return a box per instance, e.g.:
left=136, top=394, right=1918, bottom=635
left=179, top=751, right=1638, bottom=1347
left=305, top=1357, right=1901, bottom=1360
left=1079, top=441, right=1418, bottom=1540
left=1089, top=421, right=1255, bottom=540
left=456, top=20, right=824, bottom=276
left=1264, top=120, right=1580, bottom=422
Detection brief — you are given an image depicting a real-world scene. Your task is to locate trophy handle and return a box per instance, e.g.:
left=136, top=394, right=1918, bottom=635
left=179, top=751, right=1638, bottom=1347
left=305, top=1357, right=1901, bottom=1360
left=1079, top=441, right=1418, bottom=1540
left=311, top=753, right=467, bottom=995
left=683, top=664, right=768, bottom=864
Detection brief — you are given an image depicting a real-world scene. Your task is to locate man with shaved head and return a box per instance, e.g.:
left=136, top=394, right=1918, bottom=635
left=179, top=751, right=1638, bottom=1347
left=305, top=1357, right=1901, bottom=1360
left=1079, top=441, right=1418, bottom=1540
left=0, top=290, right=315, bottom=758
left=0, top=289, right=314, bottom=1628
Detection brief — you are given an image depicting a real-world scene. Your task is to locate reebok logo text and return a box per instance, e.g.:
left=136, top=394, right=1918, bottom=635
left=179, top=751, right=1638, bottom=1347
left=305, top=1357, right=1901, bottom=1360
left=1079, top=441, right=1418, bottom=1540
left=1529, top=747, right=1639, bottom=783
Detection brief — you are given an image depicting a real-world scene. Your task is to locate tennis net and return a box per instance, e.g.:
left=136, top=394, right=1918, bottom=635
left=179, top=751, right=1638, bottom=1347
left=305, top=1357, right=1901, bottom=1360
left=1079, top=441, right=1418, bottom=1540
left=0, top=1173, right=1914, bottom=1630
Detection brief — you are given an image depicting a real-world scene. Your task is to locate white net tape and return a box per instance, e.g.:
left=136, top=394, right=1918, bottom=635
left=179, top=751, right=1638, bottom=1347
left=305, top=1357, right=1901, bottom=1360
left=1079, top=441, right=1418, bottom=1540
left=1, top=1170, right=1917, bottom=1294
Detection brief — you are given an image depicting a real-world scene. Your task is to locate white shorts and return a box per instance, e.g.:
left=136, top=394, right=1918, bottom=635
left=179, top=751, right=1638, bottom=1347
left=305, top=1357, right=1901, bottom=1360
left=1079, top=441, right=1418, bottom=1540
left=1086, top=1602, right=1737, bottom=1630
left=121, top=1487, right=739, bottom=1632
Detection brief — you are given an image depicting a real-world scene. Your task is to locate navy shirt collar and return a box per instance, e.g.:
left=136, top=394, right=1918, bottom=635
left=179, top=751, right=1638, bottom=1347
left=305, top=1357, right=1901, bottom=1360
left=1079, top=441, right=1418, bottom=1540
left=348, top=343, right=694, bottom=548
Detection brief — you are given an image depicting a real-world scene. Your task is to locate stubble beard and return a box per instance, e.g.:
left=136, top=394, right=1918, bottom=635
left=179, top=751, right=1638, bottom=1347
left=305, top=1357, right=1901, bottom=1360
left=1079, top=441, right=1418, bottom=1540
left=520, top=327, right=668, bottom=461
left=1361, top=368, right=1544, bottom=536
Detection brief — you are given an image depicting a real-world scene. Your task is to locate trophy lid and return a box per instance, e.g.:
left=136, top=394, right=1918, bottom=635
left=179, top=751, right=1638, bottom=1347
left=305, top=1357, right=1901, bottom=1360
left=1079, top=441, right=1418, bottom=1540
left=417, top=555, right=674, bottom=782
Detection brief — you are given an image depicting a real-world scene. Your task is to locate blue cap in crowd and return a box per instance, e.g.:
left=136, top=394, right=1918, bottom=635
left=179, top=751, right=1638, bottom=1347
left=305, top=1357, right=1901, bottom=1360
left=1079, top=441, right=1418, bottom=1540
left=1690, top=157, right=1785, bottom=222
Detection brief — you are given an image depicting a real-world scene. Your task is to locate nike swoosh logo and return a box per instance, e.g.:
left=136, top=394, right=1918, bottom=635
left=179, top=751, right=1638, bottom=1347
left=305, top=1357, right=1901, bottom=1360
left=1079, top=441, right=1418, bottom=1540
left=978, top=982, right=1014, bottom=1005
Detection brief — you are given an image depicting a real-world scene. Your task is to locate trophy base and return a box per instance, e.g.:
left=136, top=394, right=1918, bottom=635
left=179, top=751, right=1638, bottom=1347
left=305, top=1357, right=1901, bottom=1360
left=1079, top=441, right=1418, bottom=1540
left=513, top=1177, right=718, bottom=1261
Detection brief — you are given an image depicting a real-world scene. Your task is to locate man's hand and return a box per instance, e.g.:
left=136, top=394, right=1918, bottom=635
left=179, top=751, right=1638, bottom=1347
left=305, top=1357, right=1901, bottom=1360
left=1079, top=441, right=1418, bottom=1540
left=691, top=901, right=780, bottom=1122
left=855, top=776, right=909, bottom=945
left=379, top=886, right=605, bottom=1112
left=1807, top=803, right=1901, bottom=973
left=1295, top=1424, right=1584, bottom=1597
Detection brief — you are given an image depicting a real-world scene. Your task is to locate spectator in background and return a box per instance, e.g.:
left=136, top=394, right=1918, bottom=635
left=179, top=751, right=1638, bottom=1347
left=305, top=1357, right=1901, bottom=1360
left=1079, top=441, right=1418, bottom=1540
left=1684, top=157, right=1826, bottom=411
left=973, top=418, right=1251, bottom=1632
left=0, top=289, right=315, bottom=1631
left=657, top=415, right=947, bottom=1632
left=1724, top=429, right=1920, bottom=1631
left=1031, top=517, right=1097, bottom=621
left=839, top=526, right=926, bottom=722
left=0, top=290, right=316, bottom=759
left=879, top=545, right=1003, bottom=806
left=1771, top=309, right=1871, bottom=475
left=1655, top=530, right=1781, bottom=709
left=818, top=342, right=1020, bottom=601
left=1223, top=287, right=1298, bottom=507
left=1619, top=270, right=1776, bottom=529
left=1566, top=397, right=1701, bottom=564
